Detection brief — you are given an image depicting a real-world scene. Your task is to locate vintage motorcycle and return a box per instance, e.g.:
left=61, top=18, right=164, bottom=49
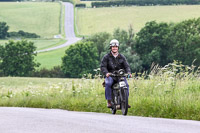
left=109, top=69, right=129, bottom=116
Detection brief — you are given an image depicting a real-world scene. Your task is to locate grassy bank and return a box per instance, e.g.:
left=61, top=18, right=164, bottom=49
left=76, top=5, right=200, bottom=36
left=0, top=65, right=200, bottom=120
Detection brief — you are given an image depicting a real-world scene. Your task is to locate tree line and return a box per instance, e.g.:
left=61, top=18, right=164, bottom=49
left=0, top=18, right=200, bottom=78
left=91, top=0, right=200, bottom=8
left=61, top=17, right=200, bottom=78
left=0, top=22, right=40, bottom=39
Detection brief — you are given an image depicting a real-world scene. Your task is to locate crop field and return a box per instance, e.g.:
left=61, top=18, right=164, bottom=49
left=76, top=5, right=200, bottom=36
left=0, top=2, right=61, bottom=38
left=0, top=64, right=200, bottom=120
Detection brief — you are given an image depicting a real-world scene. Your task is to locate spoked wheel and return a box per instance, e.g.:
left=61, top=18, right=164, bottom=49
left=121, top=89, right=128, bottom=116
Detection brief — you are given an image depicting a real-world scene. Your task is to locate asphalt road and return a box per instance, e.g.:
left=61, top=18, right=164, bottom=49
left=36, top=2, right=81, bottom=53
left=2, top=2, right=200, bottom=133
left=0, top=107, right=200, bottom=133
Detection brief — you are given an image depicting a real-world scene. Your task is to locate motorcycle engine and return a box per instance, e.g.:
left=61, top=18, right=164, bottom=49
left=112, top=83, right=119, bottom=89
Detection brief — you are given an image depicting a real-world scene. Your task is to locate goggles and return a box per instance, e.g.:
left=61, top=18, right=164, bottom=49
left=110, top=42, right=119, bottom=47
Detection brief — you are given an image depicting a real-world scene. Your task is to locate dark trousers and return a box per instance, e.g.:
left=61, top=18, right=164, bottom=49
left=105, top=76, right=129, bottom=100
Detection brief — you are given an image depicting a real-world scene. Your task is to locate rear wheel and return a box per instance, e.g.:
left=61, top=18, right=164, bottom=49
left=121, top=89, right=128, bottom=116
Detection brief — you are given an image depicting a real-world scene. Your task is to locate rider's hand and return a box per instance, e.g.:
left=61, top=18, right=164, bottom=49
left=106, top=73, right=111, bottom=77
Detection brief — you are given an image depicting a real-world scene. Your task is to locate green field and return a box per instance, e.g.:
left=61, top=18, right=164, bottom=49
left=0, top=66, right=200, bottom=120
left=0, top=2, right=61, bottom=38
left=31, top=39, right=66, bottom=50
left=0, top=2, right=67, bottom=68
left=0, top=38, right=68, bottom=69
left=36, top=45, right=68, bottom=69
left=0, top=39, right=66, bottom=50
left=76, top=5, right=200, bottom=36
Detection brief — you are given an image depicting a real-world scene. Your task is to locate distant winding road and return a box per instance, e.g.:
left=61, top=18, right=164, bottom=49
left=36, top=2, right=81, bottom=53
left=0, top=107, right=200, bottom=133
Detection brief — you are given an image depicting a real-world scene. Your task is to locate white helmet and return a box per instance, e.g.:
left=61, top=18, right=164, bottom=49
left=110, top=39, right=119, bottom=47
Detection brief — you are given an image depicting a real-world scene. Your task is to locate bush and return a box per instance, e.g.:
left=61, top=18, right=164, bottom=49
left=135, top=21, right=172, bottom=70
left=61, top=0, right=74, bottom=3
left=0, top=40, right=40, bottom=76
left=61, top=41, right=98, bottom=78
left=75, top=4, right=86, bottom=8
left=32, top=66, right=65, bottom=78
left=0, top=22, right=9, bottom=39
left=168, top=18, right=200, bottom=67
left=91, top=0, right=200, bottom=8
left=9, top=30, right=40, bottom=39
left=0, top=70, right=4, bottom=77
left=135, top=18, right=200, bottom=70
left=83, top=32, right=111, bottom=61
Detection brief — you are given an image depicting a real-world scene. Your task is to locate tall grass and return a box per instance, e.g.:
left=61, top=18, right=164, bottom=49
left=0, top=63, right=199, bottom=120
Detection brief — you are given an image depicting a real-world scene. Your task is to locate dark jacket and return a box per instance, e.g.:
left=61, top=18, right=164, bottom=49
left=100, top=52, right=131, bottom=76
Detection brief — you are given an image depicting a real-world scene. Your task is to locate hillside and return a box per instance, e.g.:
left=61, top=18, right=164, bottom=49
left=0, top=2, right=61, bottom=38
left=76, top=5, right=200, bottom=36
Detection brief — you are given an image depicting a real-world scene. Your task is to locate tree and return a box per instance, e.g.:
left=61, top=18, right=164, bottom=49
left=61, top=41, right=98, bottom=78
left=84, top=32, right=111, bottom=61
left=169, top=18, right=200, bottom=66
left=112, top=26, right=143, bottom=72
left=0, top=22, right=9, bottom=39
left=135, top=21, right=172, bottom=70
left=0, top=40, right=40, bottom=76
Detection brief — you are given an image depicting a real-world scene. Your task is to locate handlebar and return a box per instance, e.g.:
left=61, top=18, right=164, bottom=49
left=110, top=73, right=129, bottom=77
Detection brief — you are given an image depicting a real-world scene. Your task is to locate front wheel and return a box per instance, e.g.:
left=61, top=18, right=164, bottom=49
left=121, top=89, right=128, bottom=115
left=111, top=107, right=116, bottom=114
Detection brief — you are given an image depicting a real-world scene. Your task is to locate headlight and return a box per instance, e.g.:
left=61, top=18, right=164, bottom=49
left=119, top=69, right=124, bottom=75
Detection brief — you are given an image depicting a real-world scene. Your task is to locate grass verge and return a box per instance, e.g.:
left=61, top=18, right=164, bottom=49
left=0, top=66, right=200, bottom=120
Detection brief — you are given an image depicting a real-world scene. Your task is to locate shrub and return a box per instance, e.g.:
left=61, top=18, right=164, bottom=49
left=0, top=40, right=40, bottom=76
left=91, top=0, right=200, bottom=8
left=0, top=22, right=9, bottom=39
left=61, top=41, right=98, bottom=78
left=75, top=4, right=86, bottom=8
left=32, top=66, right=65, bottom=78
left=9, top=30, right=40, bottom=39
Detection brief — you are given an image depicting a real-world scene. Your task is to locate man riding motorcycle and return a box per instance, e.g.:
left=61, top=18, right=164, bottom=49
left=100, top=39, right=132, bottom=108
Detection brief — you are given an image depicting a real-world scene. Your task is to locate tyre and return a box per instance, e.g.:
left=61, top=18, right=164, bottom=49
left=110, top=99, right=116, bottom=114
left=111, top=91, right=117, bottom=114
left=121, top=89, right=128, bottom=115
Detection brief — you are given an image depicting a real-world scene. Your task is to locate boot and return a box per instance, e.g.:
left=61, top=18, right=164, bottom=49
left=107, top=100, right=112, bottom=108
